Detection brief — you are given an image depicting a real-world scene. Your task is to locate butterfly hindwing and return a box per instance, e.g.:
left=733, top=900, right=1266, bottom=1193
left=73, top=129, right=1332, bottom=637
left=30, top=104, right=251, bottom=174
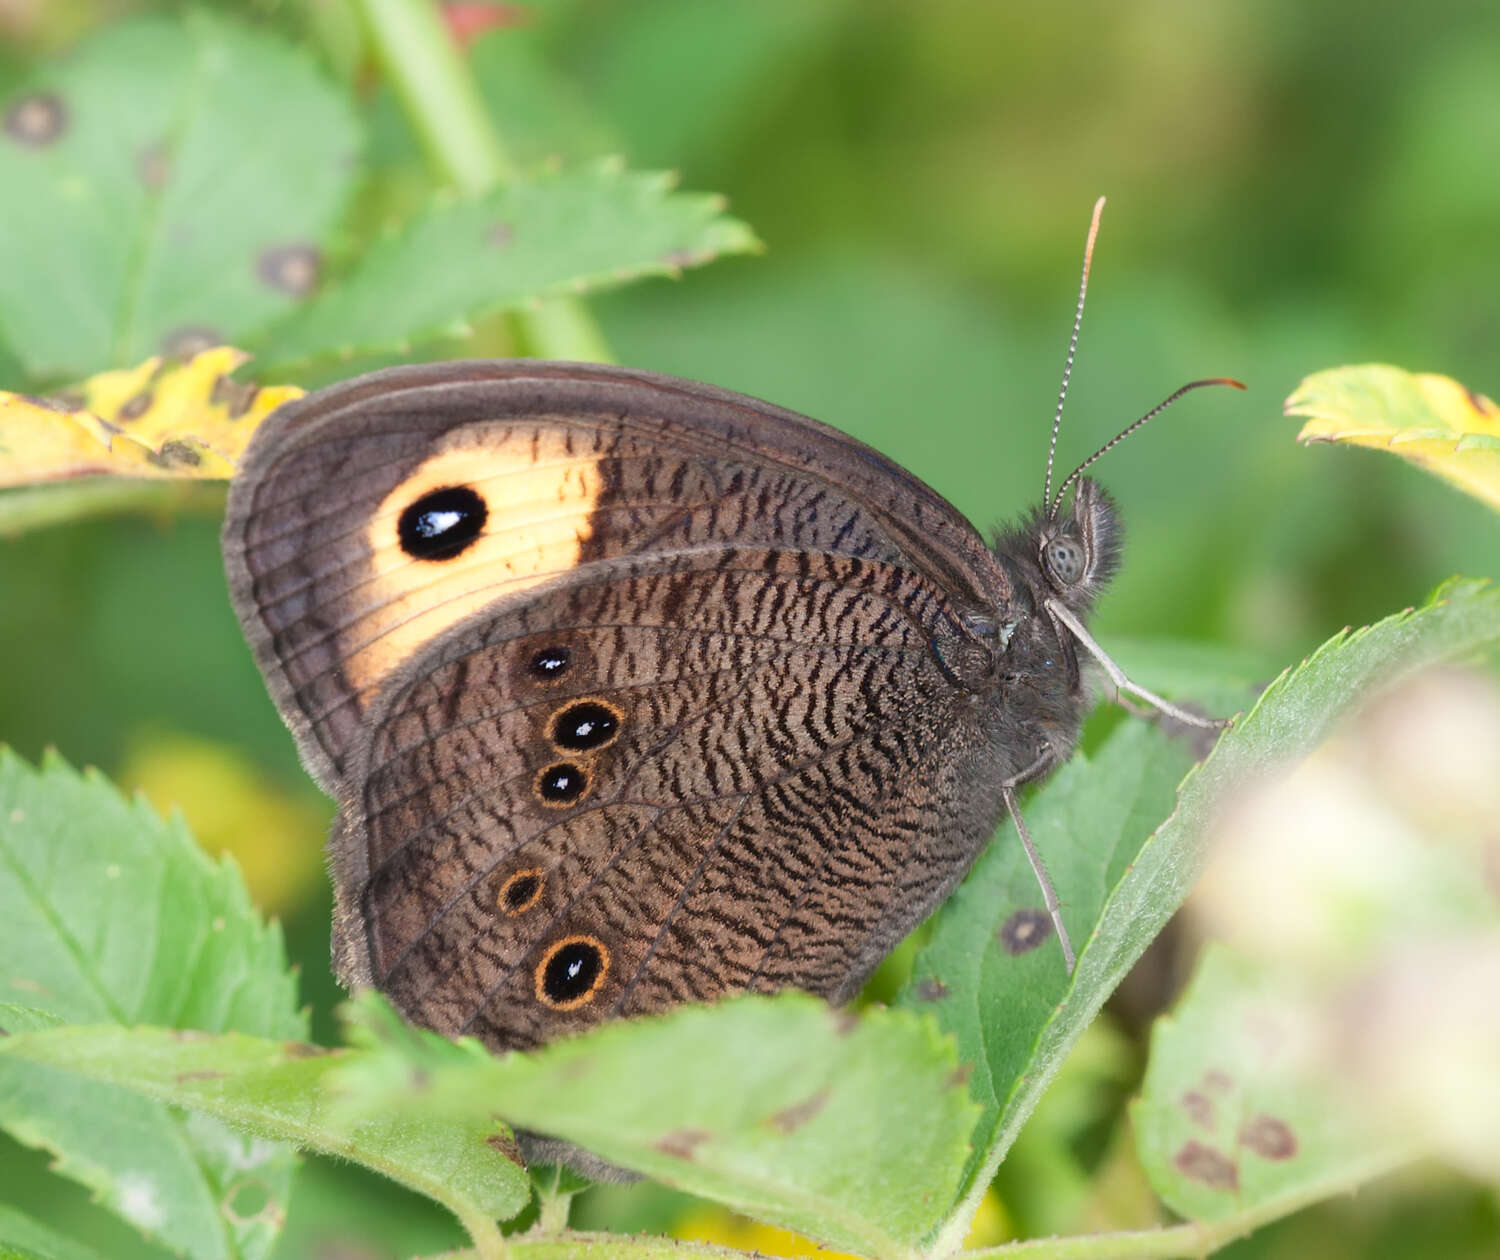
left=335, top=547, right=1003, bottom=1050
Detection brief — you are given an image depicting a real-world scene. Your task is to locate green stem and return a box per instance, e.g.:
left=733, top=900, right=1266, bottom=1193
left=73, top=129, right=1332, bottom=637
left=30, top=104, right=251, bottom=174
left=351, top=0, right=613, bottom=362
left=456, top=1208, right=509, bottom=1260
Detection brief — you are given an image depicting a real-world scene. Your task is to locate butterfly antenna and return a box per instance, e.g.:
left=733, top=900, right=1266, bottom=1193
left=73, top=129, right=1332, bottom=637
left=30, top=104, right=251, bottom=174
left=1048, top=377, right=1247, bottom=517
left=1043, top=195, right=1107, bottom=515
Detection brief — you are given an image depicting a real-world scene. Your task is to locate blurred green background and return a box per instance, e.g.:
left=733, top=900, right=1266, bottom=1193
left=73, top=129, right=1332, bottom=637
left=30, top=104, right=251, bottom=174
left=2, top=1, right=1497, bottom=1256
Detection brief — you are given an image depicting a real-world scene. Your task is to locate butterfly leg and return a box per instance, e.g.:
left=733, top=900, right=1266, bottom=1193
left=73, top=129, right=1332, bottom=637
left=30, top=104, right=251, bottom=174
left=1045, top=598, right=1228, bottom=731
left=1001, top=754, right=1077, bottom=975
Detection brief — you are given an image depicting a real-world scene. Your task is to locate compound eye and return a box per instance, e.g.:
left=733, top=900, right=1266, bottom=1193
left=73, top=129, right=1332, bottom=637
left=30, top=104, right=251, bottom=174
left=1045, top=537, right=1087, bottom=586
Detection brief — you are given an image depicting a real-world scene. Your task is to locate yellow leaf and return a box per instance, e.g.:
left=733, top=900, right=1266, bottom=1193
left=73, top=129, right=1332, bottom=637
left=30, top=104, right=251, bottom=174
left=0, top=346, right=303, bottom=489
left=1287, top=364, right=1500, bottom=512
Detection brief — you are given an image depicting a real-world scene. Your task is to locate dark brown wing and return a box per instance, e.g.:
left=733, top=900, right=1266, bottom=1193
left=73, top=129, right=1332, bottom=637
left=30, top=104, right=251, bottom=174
left=222, top=360, right=1011, bottom=793
left=334, top=547, right=1008, bottom=1050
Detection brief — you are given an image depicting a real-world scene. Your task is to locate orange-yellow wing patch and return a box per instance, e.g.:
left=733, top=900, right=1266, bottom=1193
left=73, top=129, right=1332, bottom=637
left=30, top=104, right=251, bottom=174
left=0, top=346, right=303, bottom=488
left=1287, top=364, right=1500, bottom=512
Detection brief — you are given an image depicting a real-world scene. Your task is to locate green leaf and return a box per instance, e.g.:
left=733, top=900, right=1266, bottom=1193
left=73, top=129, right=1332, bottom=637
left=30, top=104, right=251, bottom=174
left=252, top=162, right=760, bottom=372
left=0, top=12, right=359, bottom=382
left=0, top=1204, right=112, bottom=1260
left=0, top=1024, right=531, bottom=1237
left=907, top=579, right=1500, bottom=1252
left=0, top=990, right=973, bottom=1259
left=38, top=989, right=975, bottom=1259
left=0, top=749, right=305, bottom=1260
left=329, top=991, right=977, bottom=1257
left=1132, top=945, right=1406, bottom=1223
left=901, top=716, right=1206, bottom=1234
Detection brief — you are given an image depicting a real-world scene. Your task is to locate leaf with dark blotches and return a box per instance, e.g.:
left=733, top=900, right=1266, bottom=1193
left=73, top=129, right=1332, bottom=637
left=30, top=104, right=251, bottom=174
left=1132, top=945, right=1404, bottom=1222
left=897, top=713, right=1208, bottom=1243
left=0, top=346, right=301, bottom=489
left=329, top=990, right=976, bottom=1259
left=251, top=162, right=759, bottom=373
left=901, top=579, right=1500, bottom=1251
left=0, top=749, right=304, bottom=1260
left=0, top=12, right=358, bottom=381
left=1288, top=363, right=1500, bottom=512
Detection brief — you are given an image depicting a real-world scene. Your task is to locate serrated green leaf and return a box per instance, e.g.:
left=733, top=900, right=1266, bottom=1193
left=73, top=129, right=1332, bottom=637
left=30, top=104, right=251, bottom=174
left=331, top=991, right=974, bottom=1259
left=1132, top=945, right=1405, bottom=1223
left=906, top=579, right=1500, bottom=1251
left=900, top=717, right=1207, bottom=1231
left=0, top=1204, right=112, bottom=1260
left=0, top=749, right=300, bottom=1030
left=253, top=163, right=759, bottom=372
left=0, top=749, right=305, bottom=1260
left=0, top=12, right=359, bottom=382
left=0, top=1025, right=531, bottom=1232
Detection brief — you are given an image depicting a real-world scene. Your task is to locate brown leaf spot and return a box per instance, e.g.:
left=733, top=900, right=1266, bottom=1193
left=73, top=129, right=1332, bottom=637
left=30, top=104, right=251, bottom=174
left=137, top=142, right=170, bottom=189
left=661, top=248, right=702, bottom=268
left=257, top=243, right=321, bottom=297
left=211, top=373, right=261, bottom=419
left=175, top=1069, right=227, bottom=1083
left=116, top=391, right=153, bottom=422
left=999, top=908, right=1053, bottom=956
left=150, top=439, right=201, bottom=469
left=947, top=1063, right=973, bottom=1091
left=1464, top=387, right=1497, bottom=417
left=4, top=92, right=67, bottom=146
left=654, top=1127, right=711, bottom=1160
left=1174, top=1140, right=1238, bottom=1190
left=914, top=977, right=948, bottom=1002
left=769, top=1089, right=829, bottom=1135
left=162, top=326, right=223, bottom=360
left=487, top=221, right=515, bottom=248
left=486, top=1130, right=525, bottom=1166
left=1179, top=1089, right=1214, bottom=1129
left=1240, top=1114, right=1298, bottom=1160
left=1203, top=1069, right=1234, bottom=1094
left=281, top=1041, right=327, bottom=1059
left=23, top=391, right=83, bottom=413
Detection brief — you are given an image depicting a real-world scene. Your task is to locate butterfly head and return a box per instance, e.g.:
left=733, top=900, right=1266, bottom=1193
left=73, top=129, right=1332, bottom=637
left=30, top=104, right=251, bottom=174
left=1035, top=475, right=1120, bottom=614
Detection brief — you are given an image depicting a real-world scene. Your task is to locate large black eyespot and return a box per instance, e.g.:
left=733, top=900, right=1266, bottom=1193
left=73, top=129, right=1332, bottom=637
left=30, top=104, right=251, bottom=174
left=398, top=486, right=487, bottom=560
left=497, top=868, right=544, bottom=916
left=536, top=936, right=610, bottom=1009
left=536, top=763, right=587, bottom=806
left=1044, top=536, right=1086, bottom=586
left=550, top=700, right=621, bottom=752
left=528, top=646, right=571, bottom=681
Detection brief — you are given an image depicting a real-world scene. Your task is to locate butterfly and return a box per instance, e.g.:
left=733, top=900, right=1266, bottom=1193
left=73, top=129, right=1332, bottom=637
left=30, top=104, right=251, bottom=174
left=223, top=198, right=1237, bottom=1089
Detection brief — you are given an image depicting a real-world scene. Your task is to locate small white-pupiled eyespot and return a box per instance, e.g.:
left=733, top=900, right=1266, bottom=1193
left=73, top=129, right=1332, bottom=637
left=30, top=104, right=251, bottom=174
left=1045, top=537, right=1086, bottom=585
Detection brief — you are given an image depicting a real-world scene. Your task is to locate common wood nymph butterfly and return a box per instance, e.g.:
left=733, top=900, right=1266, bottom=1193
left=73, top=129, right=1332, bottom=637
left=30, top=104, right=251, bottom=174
left=223, top=200, right=1238, bottom=1107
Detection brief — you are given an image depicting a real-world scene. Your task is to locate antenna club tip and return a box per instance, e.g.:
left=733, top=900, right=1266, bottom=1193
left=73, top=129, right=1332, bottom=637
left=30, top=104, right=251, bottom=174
left=1188, top=377, right=1248, bottom=392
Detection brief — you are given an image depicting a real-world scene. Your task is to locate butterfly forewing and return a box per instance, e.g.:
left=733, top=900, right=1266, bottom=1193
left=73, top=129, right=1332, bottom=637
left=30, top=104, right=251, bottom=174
left=222, top=361, right=1007, bottom=793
